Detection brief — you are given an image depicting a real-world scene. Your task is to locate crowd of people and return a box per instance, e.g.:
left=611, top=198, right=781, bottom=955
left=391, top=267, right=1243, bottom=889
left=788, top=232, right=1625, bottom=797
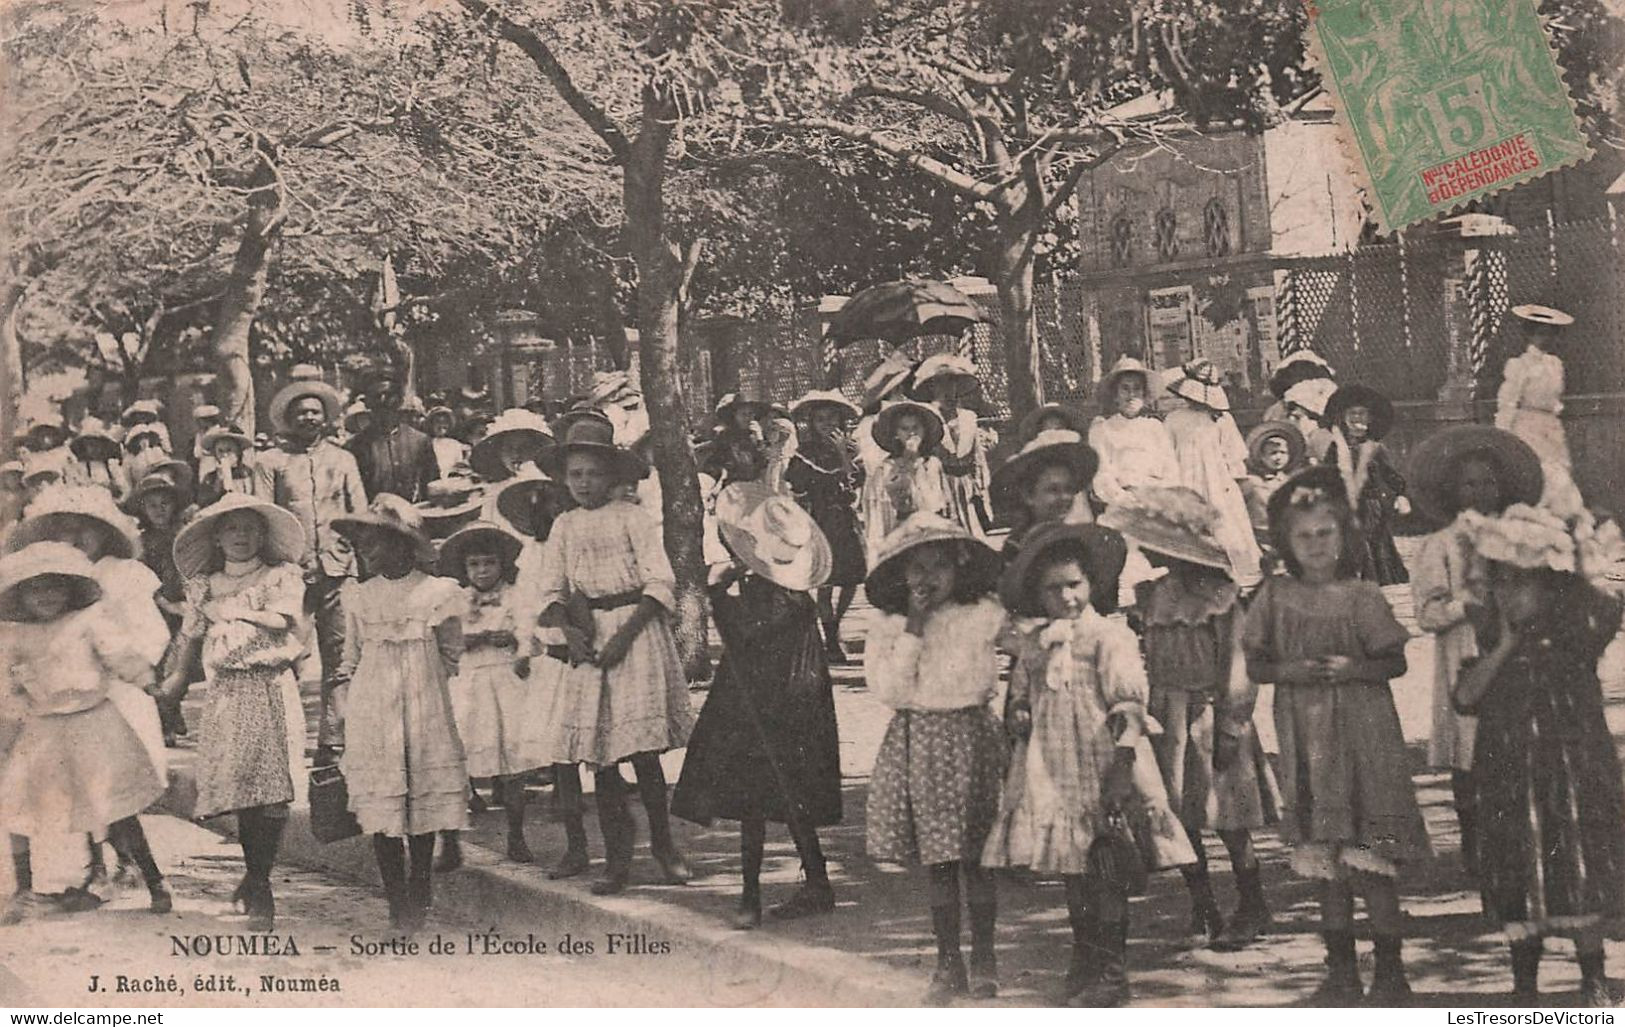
left=1, top=304, right=1622, bottom=1007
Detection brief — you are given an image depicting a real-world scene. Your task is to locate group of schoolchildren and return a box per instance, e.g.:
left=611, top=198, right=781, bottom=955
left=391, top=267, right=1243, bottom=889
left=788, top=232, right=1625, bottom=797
left=2, top=318, right=1622, bottom=1009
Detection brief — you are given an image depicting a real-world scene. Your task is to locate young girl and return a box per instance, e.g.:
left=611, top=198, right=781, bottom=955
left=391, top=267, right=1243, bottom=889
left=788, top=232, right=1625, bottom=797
left=1088, top=356, right=1179, bottom=512
left=914, top=354, right=989, bottom=535
left=532, top=417, right=694, bottom=895
left=1453, top=504, right=1625, bottom=1007
left=1406, top=426, right=1543, bottom=881
left=1163, top=360, right=1261, bottom=589
left=1018, top=403, right=1088, bottom=444
left=785, top=390, right=866, bottom=664
left=68, top=418, right=125, bottom=500
left=982, top=520, right=1195, bottom=1006
left=1494, top=304, right=1583, bottom=517
left=1100, top=487, right=1278, bottom=951
left=426, top=406, right=469, bottom=479
left=860, top=401, right=950, bottom=564
left=128, top=473, right=192, bottom=745
left=437, top=521, right=549, bottom=866
left=988, top=429, right=1097, bottom=567
left=196, top=425, right=258, bottom=506
left=1325, top=385, right=1411, bottom=586
left=864, top=513, right=1007, bottom=1003
left=672, top=482, right=842, bottom=928
left=1241, top=420, right=1307, bottom=573
left=155, top=493, right=307, bottom=931
left=0, top=542, right=170, bottom=923
left=332, top=495, right=468, bottom=932
left=469, top=408, right=554, bottom=485
left=1243, top=467, right=1431, bottom=1003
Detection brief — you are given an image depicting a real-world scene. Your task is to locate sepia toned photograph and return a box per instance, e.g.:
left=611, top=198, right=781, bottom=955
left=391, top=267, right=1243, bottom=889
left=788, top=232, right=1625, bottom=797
left=1, top=0, right=1623, bottom=1011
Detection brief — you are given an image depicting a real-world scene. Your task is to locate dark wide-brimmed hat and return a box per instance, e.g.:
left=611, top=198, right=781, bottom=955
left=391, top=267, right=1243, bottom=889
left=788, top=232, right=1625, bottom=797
left=537, top=416, right=648, bottom=483
left=436, top=520, right=523, bottom=579
left=1325, top=383, right=1396, bottom=441
left=999, top=520, right=1127, bottom=618
left=864, top=512, right=999, bottom=615
left=1098, top=485, right=1231, bottom=573
left=469, top=408, right=554, bottom=482
left=5, top=484, right=141, bottom=559
left=172, top=491, right=305, bottom=578
left=494, top=474, right=573, bottom=540
left=788, top=389, right=861, bottom=422
left=989, top=430, right=1098, bottom=519
left=269, top=379, right=345, bottom=433
left=332, top=494, right=438, bottom=566
left=1245, top=420, right=1307, bottom=471
left=714, top=481, right=832, bottom=592
left=69, top=418, right=122, bottom=463
left=22, top=418, right=69, bottom=449
left=0, top=541, right=104, bottom=622
left=1017, top=403, right=1088, bottom=444
left=1268, top=351, right=1336, bottom=400
left=870, top=400, right=945, bottom=457
left=1405, top=425, right=1544, bottom=527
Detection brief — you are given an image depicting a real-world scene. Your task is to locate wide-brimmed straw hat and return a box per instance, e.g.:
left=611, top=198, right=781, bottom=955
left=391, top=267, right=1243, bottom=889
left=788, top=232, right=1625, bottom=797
left=494, top=474, right=573, bottom=540
left=1459, top=505, right=1625, bottom=596
left=1017, top=403, right=1088, bottom=443
left=861, top=354, right=917, bottom=411
left=1099, top=355, right=1153, bottom=401
left=989, top=430, right=1098, bottom=518
left=269, top=379, right=344, bottom=433
left=537, top=416, right=647, bottom=483
left=999, top=520, right=1127, bottom=618
left=550, top=406, right=613, bottom=439
left=1511, top=304, right=1573, bottom=328
left=1168, top=359, right=1230, bottom=413
left=172, top=491, right=305, bottom=578
left=122, top=422, right=171, bottom=454
left=1283, top=377, right=1338, bottom=420
left=469, top=408, right=554, bottom=482
left=1268, top=351, right=1336, bottom=400
left=436, top=520, right=523, bottom=579
left=864, top=512, right=999, bottom=615
left=714, top=481, right=832, bottom=592
left=200, top=424, right=252, bottom=454
left=870, top=400, right=945, bottom=457
left=789, top=389, right=860, bottom=422
left=1325, top=383, right=1396, bottom=441
left=0, top=541, right=103, bottom=622
left=125, top=450, right=195, bottom=499
left=119, top=399, right=164, bottom=427
left=911, top=353, right=978, bottom=396
left=1098, top=486, right=1231, bottom=572
left=5, top=484, right=141, bottom=559
left=1245, top=420, right=1307, bottom=471
left=1405, top=425, right=1543, bottom=527
left=414, top=468, right=487, bottom=540
left=333, top=494, right=438, bottom=566
left=69, top=418, right=122, bottom=463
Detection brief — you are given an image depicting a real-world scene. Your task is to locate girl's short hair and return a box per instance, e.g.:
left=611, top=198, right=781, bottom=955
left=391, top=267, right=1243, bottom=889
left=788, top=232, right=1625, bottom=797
left=868, top=538, right=998, bottom=614
left=1271, top=495, right=1365, bottom=580
left=456, top=537, right=519, bottom=585
left=1025, top=539, right=1119, bottom=616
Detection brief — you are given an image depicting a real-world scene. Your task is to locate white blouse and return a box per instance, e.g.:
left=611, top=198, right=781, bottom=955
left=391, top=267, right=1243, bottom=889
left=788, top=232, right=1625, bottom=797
left=864, top=597, right=1006, bottom=711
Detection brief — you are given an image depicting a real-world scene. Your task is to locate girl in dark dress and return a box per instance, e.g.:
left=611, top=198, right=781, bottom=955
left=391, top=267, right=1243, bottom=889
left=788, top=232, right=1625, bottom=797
left=785, top=390, right=866, bottom=664
left=672, top=481, right=842, bottom=929
left=1455, top=504, right=1625, bottom=1007
left=1325, top=385, right=1410, bottom=585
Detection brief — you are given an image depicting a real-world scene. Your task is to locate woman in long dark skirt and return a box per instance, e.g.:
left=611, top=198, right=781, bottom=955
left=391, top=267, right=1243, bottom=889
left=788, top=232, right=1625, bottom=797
left=672, top=482, right=842, bottom=929
left=1456, top=505, right=1625, bottom=1006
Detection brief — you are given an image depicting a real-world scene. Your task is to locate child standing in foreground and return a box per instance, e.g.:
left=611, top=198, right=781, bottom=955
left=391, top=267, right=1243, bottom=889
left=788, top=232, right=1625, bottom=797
left=0, top=543, right=170, bottom=923
left=981, top=521, right=1196, bottom=1007
left=1453, top=505, right=1625, bottom=1007
left=1242, top=467, right=1431, bottom=1003
left=864, top=514, right=1007, bottom=1004
left=333, top=495, right=468, bottom=932
left=1101, top=487, right=1279, bottom=952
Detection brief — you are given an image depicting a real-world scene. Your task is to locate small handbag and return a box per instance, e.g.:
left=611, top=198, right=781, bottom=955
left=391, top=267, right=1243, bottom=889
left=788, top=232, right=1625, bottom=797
left=308, top=763, right=362, bottom=843
left=1087, top=807, right=1151, bottom=898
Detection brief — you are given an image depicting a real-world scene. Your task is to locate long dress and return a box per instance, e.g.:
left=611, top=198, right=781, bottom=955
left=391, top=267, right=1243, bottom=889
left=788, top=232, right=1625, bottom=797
left=671, top=576, right=842, bottom=827
left=1087, top=413, right=1181, bottom=508
left=860, top=454, right=948, bottom=566
left=937, top=405, right=987, bottom=536
left=1468, top=584, right=1625, bottom=940
left=182, top=562, right=306, bottom=818
left=1329, top=431, right=1409, bottom=586
left=981, top=608, right=1196, bottom=874
left=531, top=500, right=694, bottom=765
left=0, top=611, right=165, bottom=837
left=1495, top=345, right=1583, bottom=517
left=339, top=570, right=469, bottom=837
left=1241, top=576, right=1432, bottom=878
left=1164, top=406, right=1262, bottom=588
left=784, top=439, right=866, bottom=588
left=1411, top=517, right=1485, bottom=771
left=446, top=581, right=549, bottom=779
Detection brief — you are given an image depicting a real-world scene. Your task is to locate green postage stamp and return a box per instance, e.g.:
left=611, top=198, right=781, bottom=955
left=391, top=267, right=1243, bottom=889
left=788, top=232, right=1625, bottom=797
left=1304, top=0, right=1591, bottom=232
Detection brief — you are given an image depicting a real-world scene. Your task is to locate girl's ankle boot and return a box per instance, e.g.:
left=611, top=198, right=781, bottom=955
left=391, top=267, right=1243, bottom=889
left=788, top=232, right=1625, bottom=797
left=1070, top=919, right=1129, bottom=1007
left=1312, top=930, right=1362, bottom=1005
left=1510, top=939, right=1541, bottom=1002
left=1579, top=950, right=1614, bottom=1008
left=1368, top=935, right=1411, bottom=1005
left=590, top=799, right=633, bottom=896
left=966, top=900, right=997, bottom=998
left=924, top=904, right=967, bottom=1006
left=1064, top=911, right=1100, bottom=1001
left=372, top=837, right=409, bottom=930
left=1182, top=867, right=1224, bottom=943
left=1212, top=865, right=1270, bottom=951
left=434, top=831, right=463, bottom=873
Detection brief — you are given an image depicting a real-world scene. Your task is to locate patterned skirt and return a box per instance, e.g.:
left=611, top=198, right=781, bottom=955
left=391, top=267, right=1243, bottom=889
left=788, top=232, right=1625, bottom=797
left=866, top=706, right=1007, bottom=866
left=194, top=666, right=301, bottom=819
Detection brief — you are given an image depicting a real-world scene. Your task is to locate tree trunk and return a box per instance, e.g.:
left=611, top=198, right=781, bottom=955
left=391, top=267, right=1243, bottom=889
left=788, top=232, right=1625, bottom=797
left=0, top=280, right=26, bottom=453
left=991, top=208, right=1043, bottom=421
left=626, top=88, right=709, bottom=679
left=210, top=153, right=282, bottom=435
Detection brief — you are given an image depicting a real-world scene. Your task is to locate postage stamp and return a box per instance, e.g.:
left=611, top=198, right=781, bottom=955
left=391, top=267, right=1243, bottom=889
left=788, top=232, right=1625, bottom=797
left=1304, top=0, right=1592, bottom=233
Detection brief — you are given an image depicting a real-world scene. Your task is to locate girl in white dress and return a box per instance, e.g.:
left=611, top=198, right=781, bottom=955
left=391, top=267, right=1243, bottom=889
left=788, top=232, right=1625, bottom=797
left=1162, top=361, right=1262, bottom=588
left=1495, top=304, right=1584, bottom=517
